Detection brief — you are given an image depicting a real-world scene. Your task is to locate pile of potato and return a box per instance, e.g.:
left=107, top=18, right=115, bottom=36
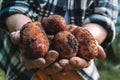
left=20, top=15, right=98, bottom=61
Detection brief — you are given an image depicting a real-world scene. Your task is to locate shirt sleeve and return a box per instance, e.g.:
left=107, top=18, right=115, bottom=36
left=83, top=0, right=118, bottom=47
left=0, top=0, right=36, bottom=30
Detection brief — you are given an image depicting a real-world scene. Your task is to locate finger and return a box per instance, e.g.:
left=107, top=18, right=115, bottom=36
left=95, top=41, right=106, bottom=60
left=20, top=54, right=46, bottom=69
left=40, top=50, right=59, bottom=68
left=10, top=31, right=20, bottom=44
left=97, top=44, right=106, bottom=60
left=45, top=50, right=59, bottom=64
left=43, top=62, right=63, bottom=75
left=59, top=59, right=73, bottom=70
left=69, top=57, right=90, bottom=70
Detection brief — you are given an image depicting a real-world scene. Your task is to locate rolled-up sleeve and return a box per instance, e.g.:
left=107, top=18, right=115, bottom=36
left=83, top=0, right=118, bottom=47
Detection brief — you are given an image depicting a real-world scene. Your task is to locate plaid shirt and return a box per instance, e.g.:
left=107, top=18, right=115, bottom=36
left=0, top=0, right=118, bottom=80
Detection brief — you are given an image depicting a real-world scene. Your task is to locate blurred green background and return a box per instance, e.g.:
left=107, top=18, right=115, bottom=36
left=0, top=0, right=120, bottom=80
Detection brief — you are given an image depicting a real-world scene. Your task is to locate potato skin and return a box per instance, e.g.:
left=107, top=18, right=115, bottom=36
left=41, top=15, right=67, bottom=35
left=71, top=27, right=98, bottom=61
left=52, top=31, right=79, bottom=59
left=67, top=24, right=78, bottom=32
left=20, top=21, right=49, bottom=59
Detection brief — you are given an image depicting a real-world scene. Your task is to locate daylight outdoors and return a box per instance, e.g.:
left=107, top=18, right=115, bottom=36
left=0, top=0, right=120, bottom=80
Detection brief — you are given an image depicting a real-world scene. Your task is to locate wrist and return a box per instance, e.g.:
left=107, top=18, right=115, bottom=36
left=5, top=14, right=32, bottom=32
left=82, top=23, right=107, bottom=44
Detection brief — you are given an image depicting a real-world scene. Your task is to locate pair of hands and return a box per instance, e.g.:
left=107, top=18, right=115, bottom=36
left=10, top=30, right=106, bottom=75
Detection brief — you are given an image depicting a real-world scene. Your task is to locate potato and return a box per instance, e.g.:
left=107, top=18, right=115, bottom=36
left=52, top=31, right=78, bottom=59
left=20, top=21, right=50, bottom=59
left=47, top=34, right=54, bottom=45
left=41, top=15, right=67, bottom=35
left=67, top=24, right=78, bottom=32
left=71, top=27, right=98, bottom=61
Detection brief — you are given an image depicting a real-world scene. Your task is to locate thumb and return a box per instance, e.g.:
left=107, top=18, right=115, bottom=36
left=97, top=44, right=106, bottom=60
left=10, top=31, right=20, bottom=45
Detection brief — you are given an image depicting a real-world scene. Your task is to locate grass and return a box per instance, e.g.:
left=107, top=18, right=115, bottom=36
left=99, top=70, right=120, bottom=80
left=96, top=59, right=120, bottom=80
left=0, top=69, right=5, bottom=80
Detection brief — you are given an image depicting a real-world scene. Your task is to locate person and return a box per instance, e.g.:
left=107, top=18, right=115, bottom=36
left=0, top=0, right=118, bottom=80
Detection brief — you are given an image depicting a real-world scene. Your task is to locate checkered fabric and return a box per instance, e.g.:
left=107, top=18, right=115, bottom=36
left=0, top=0, right=118, bottom=80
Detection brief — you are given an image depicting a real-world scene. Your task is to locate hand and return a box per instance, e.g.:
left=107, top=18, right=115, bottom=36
left=10, top=31, right=106, bottom=75
left=19, top=49, right=59, bottom=70
left=56, top=41, right=106, bottom=72
left=96, top=41, right=106, bottom=60
left=10, top=31, right=60, bottom=70
left=10, top=28, right=84, bottom=74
